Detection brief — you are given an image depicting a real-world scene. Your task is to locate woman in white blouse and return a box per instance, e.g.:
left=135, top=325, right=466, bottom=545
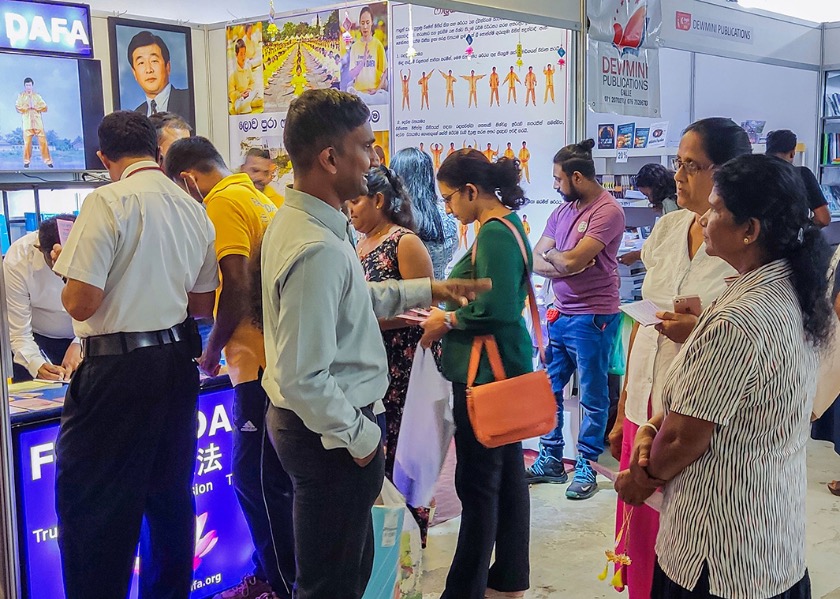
left=608, top=118, right=750, bottom=599
left=616, top=153, right=832, bottom=598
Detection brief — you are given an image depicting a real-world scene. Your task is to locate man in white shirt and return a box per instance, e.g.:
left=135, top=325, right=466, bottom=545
left=261, top=89, right=489, bottom=599
left=52, top=111, right=219, bottom=599
left=4, top=215, right=80, bottom=381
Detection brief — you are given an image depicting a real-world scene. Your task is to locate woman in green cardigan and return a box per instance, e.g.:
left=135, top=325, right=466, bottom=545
left=420, top=148, right=533, bottom=599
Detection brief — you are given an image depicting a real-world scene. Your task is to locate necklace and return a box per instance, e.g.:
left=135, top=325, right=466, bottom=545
left=367, top=222, right=392, bottom=239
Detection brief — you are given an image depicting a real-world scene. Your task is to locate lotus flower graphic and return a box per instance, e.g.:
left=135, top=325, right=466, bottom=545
left=611, top=0, right=648, bottom=54
left=193, top=512, right=219, bottom=570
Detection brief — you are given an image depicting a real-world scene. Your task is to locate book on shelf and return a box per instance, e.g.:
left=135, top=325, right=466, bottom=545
left=820, top=185, right=840, bottom=215
left=827, top=93, right=840, bottom=118
left=822, top=133, right=840, bottom=165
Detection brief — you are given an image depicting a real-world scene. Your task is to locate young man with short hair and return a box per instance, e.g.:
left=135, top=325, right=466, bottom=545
left=766, top=129, right=831, bottom=227
left=261, top=89, right=489, bottom=599
left=527, top=139, right=625, bottom=500
left=165, top=136, right=293, bottom=599
left=149, top=111, right=192, bottom=164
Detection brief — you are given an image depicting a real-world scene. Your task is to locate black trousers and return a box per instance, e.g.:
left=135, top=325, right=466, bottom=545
left=55, top=342, right=199, bottom=599
left=652, top=561, right=811, bottom=599
left=441, top=383, right=530, bottom=599
left=267, top=405, right=384, bottom=599
left=12, top=333, right=73, bottom=381
left=232, top=380, right=295, bottom=598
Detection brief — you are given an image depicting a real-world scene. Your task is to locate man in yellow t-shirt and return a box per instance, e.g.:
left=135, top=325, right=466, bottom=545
left=242, top=148, right=284, bottom=208
left=347, top=6, right=387, bottom=100
left=229, top=39, right=256, bottom=115
left=164, top=137, right=294, bottom=599
left=15, top=78, right=53, bottom=168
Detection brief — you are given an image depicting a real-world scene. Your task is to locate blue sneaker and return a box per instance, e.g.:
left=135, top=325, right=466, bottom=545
left=524, top=448, right=568, bottom=484
left=566, top=456, right=598, bottom=500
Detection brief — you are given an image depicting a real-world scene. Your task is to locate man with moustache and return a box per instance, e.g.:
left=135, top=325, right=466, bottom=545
left=526, top=139, right=625, bottom=501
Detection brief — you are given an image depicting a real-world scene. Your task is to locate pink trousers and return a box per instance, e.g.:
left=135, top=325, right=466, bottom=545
left=614, top=420, right=660, bottom=599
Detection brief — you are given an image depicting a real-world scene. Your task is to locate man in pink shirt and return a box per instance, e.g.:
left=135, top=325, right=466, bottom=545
left=526, top=139, right=625, bottom=500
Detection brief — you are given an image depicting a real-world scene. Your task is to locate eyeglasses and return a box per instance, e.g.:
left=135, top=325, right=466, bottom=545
left=442, top=188, right=462, bottom=204
left=672, top=158, right=714, bottom=176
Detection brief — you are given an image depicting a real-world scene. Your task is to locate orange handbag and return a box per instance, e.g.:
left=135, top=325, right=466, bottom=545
left=466, top=217, right=557, bottom=448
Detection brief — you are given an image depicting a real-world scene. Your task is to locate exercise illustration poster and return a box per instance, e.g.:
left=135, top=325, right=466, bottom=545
left=391, top=4, right=571, bottom=250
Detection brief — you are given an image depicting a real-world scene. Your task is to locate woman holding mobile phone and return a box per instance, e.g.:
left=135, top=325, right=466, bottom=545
left=607, top=118, right=750, bottom=599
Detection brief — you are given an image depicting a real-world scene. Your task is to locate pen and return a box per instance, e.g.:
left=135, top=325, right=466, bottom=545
left=40, top=350, right=65, bottom=381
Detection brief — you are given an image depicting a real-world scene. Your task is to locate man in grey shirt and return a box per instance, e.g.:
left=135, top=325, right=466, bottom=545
left=261, top=89, right=488, bottom=599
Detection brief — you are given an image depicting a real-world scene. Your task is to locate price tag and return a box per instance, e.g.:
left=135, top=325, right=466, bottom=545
left=616, top=149, right=629, bottom=163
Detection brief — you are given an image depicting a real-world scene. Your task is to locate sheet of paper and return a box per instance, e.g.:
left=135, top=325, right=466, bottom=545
left=619, top=300, right=663, bottom=327
left=57, top=218, right=74, bottom=246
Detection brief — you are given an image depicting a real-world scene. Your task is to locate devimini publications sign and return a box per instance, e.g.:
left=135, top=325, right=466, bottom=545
left=0, top=0, right=92, bottom=57
left=675, top=10, right=754, bottom=45
left=587, top=0, right=661, bottom=118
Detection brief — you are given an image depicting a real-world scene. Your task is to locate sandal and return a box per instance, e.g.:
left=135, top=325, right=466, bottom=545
left=828, top=480, right=840, bottom=496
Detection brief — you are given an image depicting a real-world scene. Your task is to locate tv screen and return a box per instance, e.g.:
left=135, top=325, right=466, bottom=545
left=0, top=51, right=104, bottom=171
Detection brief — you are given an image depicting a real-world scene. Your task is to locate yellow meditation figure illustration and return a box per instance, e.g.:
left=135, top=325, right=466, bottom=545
left=15, top=77, right=52, bottom=168
left=519, top=141, right=531, bottom=183
left=504, top=142, right=515, bottom=159
left=229, top=38, right=256, bottom=114
left=524, top=66, right=537, bottom=106
left=544, top=64, right=556, bottom=104
left=418, top=71, right=433, bottom=110
left=400, top=69, right=411, bottom=110
left=483, top=143, right=499, bottom=162
left=504, top=66, right=521, bottom=104
left=439, top=69, right=457, bottom=107
left=460, top=70, right=486, bottom=108
left=489, top=66, right=501, bottom=107
left=430, top=143, right=443, bottom=170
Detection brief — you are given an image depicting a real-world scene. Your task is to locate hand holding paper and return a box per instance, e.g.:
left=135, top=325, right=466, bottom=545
left=619, top=300, right=662, bottom=327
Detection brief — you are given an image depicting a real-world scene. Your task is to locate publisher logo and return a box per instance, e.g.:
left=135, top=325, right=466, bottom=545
left=676, top=11, right=691, bottom=31
left=370, top=110, right=381, bottom=124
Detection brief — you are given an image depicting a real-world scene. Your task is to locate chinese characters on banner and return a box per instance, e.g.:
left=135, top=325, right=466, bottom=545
left=391, top=4, right=571, bottom=252
left=16, top=388, right=254, bottom=599
left=587, top=0, right=662, bottom=118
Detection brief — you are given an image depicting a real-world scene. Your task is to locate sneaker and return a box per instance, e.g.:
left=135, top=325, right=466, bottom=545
left=565, top=456, right=598, bottom=500
left=213, top=575, right=272, bottom=599
left=524, top=448, right=568, bottom=484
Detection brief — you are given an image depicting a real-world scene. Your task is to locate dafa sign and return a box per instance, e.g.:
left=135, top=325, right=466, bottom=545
left=587, top=0, right=661, bottom=118
left=0, top=0, right=92, bottom=57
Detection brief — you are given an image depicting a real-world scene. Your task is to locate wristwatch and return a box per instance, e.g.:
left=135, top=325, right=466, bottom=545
left=443, top=311, right=455, bottom=330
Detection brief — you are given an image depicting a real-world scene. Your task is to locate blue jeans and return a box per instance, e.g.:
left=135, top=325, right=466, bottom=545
left=541, top=313, right=620, bottom=461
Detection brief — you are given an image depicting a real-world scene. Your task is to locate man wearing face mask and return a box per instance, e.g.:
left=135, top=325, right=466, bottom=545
left=164, top=137, right=294, bottom=599
left=526, top=139, right=625, bottom=501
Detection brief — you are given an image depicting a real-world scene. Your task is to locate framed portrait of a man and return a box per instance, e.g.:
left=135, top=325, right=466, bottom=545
left=108, top=18, right=196, bottom=129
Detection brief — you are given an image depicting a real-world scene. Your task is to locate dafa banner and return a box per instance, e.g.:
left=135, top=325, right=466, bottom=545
left=587, top=0, right=661, bottom=118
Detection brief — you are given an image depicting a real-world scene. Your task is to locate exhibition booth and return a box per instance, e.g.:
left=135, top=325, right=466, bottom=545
left=0, top=0, right=838, bottom=597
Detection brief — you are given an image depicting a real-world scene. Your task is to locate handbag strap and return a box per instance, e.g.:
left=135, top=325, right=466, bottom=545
left=466, top=216, right=545, bottom=385
left=467, top=335, right=508, bottom=387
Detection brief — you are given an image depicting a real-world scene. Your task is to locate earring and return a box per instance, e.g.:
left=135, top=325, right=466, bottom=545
left=743, top=237, right=750, bottom=244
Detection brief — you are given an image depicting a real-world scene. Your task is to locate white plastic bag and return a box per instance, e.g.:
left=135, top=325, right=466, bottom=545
left=393, top=347, right=454, bottom=508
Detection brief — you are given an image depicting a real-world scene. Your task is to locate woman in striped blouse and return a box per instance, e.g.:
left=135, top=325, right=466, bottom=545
left=616, top=153, right=834, bottom=599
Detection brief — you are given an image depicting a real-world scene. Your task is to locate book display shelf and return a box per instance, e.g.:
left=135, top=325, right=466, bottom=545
left=820, top=70, right=840, bottom=216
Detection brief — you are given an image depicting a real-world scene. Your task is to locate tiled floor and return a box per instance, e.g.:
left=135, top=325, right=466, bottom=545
left=421, top=441, right=840, bottom=598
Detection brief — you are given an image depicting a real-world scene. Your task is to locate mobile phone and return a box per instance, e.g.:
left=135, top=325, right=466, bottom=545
left=673, top=295, right=702, bottom=317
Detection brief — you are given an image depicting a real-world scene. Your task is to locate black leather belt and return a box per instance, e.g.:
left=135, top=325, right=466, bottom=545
left=81, top=323, right=191, bottom=358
